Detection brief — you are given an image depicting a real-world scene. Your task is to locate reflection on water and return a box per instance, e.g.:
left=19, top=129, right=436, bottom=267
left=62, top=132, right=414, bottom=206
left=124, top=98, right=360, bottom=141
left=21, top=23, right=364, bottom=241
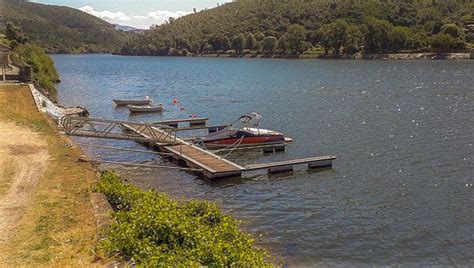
left=55, top=54, right=474, bottom=266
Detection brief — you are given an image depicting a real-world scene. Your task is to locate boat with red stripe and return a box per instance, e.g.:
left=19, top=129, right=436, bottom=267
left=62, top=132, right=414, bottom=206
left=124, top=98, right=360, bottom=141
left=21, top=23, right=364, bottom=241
left=195, top=113, right=293, bottom=149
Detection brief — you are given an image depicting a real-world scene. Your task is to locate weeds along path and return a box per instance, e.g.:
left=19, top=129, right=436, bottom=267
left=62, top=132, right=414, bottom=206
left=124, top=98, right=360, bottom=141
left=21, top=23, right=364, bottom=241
left=0, top=121, right=49, bottom=246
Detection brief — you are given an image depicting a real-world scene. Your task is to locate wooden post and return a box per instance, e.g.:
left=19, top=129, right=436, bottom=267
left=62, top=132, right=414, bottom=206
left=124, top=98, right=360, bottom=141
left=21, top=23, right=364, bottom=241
left=2, top=66, right=5, bottom=82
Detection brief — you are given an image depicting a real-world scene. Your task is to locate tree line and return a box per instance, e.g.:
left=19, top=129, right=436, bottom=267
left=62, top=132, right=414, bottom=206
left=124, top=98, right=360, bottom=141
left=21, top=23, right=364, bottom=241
left=119, top=0, right=473, bottom=56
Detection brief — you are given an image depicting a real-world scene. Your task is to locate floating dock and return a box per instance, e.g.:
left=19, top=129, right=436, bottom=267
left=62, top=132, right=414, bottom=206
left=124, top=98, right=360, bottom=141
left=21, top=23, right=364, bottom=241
left=60, top=116, right=336, bottom=179
left=123, top=123, right=245, bottom=178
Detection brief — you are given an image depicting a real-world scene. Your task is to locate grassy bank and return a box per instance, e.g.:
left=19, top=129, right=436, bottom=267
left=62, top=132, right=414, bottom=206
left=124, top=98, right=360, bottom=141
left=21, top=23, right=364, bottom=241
left=95, top=171, right=272, bottom=266
left=0, top=84, right=99, bottom=265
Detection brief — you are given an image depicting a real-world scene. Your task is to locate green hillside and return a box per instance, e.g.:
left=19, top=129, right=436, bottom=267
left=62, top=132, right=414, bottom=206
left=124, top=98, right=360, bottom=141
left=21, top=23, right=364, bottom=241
left=120, top=0, right=473, bottom=56
left=1, top=0, right=129, bottom=53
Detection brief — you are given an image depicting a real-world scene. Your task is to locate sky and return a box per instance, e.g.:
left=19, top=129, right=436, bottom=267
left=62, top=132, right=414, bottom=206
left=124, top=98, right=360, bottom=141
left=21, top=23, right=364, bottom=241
left=31, top=0, right=231, bottom=29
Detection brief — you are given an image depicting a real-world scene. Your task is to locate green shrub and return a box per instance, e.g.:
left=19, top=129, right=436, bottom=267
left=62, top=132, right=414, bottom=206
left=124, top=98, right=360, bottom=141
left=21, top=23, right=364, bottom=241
left=11, top=43, right=59, bottom=96
left=95, top=171, right=271, bottom=266
left=430, top=33, right=456, bottom=52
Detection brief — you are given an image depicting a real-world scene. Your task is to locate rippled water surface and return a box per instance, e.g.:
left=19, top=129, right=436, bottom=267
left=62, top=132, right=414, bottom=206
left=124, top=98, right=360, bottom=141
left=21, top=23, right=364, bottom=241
left=54, top=54, right=473, bottom=266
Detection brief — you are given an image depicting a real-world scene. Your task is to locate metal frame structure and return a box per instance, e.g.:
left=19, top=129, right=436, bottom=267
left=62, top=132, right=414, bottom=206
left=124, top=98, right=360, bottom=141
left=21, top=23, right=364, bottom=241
left=59, top=116, right=179, bottom=145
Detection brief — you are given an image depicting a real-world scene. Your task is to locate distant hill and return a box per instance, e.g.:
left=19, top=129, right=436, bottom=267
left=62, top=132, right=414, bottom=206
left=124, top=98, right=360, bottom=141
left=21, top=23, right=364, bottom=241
left=119, top=0, right=473, bottom=56
left=0, top=0, right=129, bottom=53
left=114, top=24, right=144, bottom=33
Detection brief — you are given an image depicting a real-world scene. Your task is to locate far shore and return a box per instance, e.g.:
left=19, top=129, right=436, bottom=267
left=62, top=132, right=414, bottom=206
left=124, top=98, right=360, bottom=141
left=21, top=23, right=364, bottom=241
left=112, top=51, right=474, bottom=60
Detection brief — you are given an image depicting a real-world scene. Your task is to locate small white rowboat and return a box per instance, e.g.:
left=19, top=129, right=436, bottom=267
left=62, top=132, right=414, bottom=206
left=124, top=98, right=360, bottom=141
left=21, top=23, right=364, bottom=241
left=113, top=97, right=152, bottom=106
left=127, top=104, right=163, bottom=113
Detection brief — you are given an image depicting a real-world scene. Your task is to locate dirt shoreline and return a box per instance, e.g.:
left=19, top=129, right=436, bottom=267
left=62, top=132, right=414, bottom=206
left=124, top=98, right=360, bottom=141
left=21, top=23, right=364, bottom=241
left=0, top=83, right=110, bottom=266
left=0, top=121, right=49, bottom=245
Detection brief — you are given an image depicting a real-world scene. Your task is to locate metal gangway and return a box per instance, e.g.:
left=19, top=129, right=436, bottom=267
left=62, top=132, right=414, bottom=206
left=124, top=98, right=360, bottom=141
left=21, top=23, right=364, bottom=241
left=59, top=116, right=179, bottom=145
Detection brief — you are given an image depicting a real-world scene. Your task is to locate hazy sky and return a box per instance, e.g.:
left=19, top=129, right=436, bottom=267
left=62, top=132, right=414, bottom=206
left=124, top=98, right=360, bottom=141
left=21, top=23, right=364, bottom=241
left=32, top=0, right=231, bottom=29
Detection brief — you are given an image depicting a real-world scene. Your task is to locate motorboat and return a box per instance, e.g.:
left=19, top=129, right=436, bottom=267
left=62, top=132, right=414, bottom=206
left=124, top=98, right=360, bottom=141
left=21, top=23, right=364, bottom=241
left=127, top=104, right=163, bottom=113
left=113, top=96, right=152, bottom=106
left=195, top=112, right=292, bottom=149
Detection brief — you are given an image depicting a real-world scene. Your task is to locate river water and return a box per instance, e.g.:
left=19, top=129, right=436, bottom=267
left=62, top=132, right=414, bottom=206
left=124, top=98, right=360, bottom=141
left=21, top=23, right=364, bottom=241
left=54, top=54, right=473, bottom=266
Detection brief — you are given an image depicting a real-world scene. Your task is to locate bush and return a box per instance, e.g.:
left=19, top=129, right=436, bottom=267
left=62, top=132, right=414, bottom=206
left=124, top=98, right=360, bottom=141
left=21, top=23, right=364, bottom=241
left=441, top=23, right=465, bottom=40
left=10, top=43, right=59, bottom=96
left=430, top=33, right=456, bottom=52
left=178, top=48, right=189, bottom=56
left=95, top=171, right=271, bottom=266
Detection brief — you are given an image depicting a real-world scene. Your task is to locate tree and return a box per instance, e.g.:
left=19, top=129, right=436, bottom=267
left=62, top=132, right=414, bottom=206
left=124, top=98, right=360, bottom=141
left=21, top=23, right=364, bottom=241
left=344, top=25, right=363, bottom=54
left=277, top=35, right=288, bottom=53
left=257, top=32, right=266, bottom=41
left=361, top=17, right=393, bottom=53
left=441, top=23, right=465, bottom=41
left=389, top=26, right=411, bottom=52
left=317, top=20, right=349, bottom=55
left=430, top=33, right=455, bottom=53
left=232, top=34, right=246, bottom=54
left=208, top=35, right=221, bottom=51
left=5, top=22, right=29, bottom=45
left=175, top=38, right=190, bottom=50
left=220, top=36, right=231, bottom=51
left=262, top=36, right=277, bottom=53
left=317, top=20, right=362, bottom=55
left=287, top=24, right=306, bottom=53
left=191, top=41, right=201, bottom=54
left=254, top=41, right=262, bottom=52
left=179, top=48, right=189, bottom=56
left=317, top=24, right=332, bottom=54
left=407, top=32, right=428, bottom=51
left=245, top=33, right=257, bottom=50
left=202, top=42, right=213, bottom=53
left=423, top=20, right=442, bottom=34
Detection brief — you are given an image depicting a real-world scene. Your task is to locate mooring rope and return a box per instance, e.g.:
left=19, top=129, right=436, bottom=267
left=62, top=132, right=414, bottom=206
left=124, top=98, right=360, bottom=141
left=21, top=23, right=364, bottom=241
left=96, top=160, right=203, bottom=172
left=221, top=136, right=245, bottom=158
left=76, top=142, right=173, bottom=156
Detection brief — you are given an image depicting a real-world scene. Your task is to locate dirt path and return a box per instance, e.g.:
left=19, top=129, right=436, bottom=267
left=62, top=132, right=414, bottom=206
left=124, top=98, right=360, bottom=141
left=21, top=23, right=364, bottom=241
left=0, top=121, right=49, bottom=245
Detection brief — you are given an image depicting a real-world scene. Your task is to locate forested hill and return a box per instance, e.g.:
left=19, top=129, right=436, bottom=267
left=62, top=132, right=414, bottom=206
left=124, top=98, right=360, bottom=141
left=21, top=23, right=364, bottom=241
left=120, top=0, right=474, bottom=56
left=1, top=0, right=129, bottom=53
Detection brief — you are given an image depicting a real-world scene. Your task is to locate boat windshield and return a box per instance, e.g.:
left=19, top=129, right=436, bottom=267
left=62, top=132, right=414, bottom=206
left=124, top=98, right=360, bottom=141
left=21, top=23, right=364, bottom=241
left=231, top=112, right=262, bottom=130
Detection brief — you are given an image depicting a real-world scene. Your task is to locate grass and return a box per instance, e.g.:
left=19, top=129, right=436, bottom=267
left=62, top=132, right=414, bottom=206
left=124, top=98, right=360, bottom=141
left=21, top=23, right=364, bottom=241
left=0, top=84, right=100, bottom=266
left=0, top=161, right=17, bottom=197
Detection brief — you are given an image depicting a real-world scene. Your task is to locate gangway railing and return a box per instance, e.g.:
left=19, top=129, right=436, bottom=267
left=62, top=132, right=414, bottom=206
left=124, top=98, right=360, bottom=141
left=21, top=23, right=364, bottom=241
left=59, top=116, right=179, bottom=145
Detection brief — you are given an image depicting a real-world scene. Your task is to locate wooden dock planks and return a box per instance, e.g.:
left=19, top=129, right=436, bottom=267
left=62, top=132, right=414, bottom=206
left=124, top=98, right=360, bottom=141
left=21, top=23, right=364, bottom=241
left=245, top=156, right=337, bottom=171
left=124, top=123, right=244, bottom=178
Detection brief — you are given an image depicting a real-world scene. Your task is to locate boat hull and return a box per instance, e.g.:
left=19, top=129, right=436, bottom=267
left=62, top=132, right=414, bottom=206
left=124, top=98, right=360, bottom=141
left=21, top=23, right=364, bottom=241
left=114, top=99, right=151, bottom=106
left=127, top=105, right=163, bottom=113
left=203, top=135, right=287, bottom=149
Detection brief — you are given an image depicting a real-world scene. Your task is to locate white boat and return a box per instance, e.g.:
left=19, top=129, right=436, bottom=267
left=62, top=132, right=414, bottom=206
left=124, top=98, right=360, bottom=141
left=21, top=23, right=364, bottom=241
left=195, top=112, right=292, bottom=149
left=113, top=96, right=152, bottom=106
left=127, top=104, right=163, bottom=113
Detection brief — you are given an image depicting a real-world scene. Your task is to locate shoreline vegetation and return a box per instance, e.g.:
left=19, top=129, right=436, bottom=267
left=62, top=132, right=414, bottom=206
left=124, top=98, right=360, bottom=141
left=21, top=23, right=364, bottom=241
left=95, top=171, right=272, bottom=266
left=118, top=0, right=474, bottom=58
left=116, top=51, right=473, bottom=60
